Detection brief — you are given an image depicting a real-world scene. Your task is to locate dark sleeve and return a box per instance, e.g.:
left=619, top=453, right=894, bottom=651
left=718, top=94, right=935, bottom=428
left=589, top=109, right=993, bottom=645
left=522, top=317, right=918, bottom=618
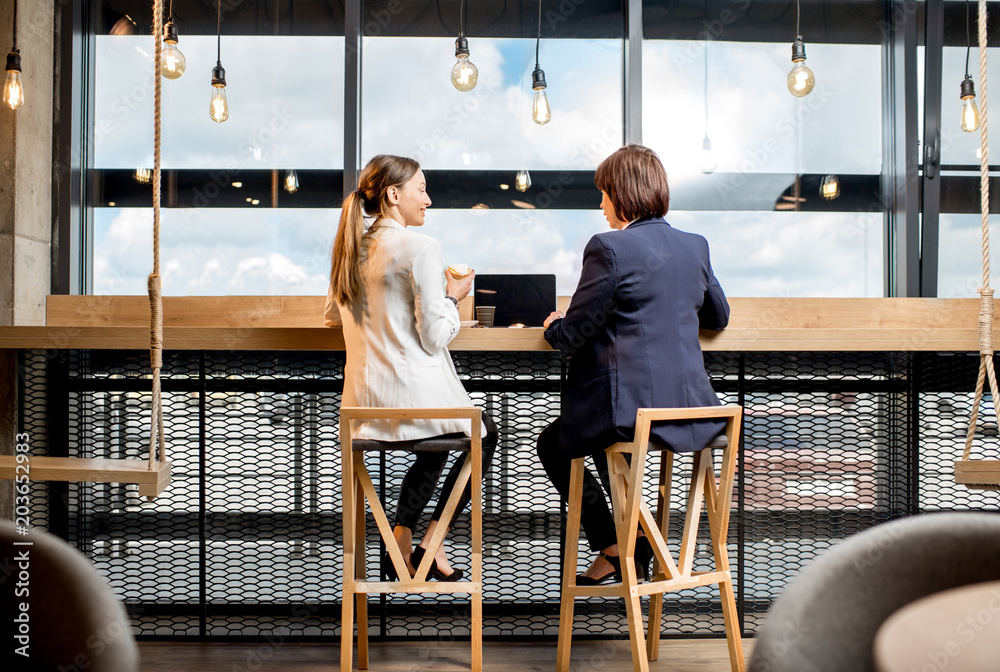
left=545, top=235, right=617, bottom=355
left=698, top=251, right=730, bottom=331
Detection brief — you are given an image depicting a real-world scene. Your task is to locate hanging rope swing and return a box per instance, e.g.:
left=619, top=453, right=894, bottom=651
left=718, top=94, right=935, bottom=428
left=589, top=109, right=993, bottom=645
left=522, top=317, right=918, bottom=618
left=0, top=0, right=171, bottom=499
left=956, top=0, right=1000, bottom=490
left=147, top=0, right=168, bottom=478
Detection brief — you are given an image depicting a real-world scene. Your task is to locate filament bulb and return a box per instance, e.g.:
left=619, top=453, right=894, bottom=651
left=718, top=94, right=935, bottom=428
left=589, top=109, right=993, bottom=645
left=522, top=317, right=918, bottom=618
left=961, top=76, right=981, bottom=133
left=284, top=169, right=299, bottom=193
left=515, top=170, right=531, bottom=192
left=209, top=64, right=229, bottom=123
left=820, top=175, right=840, bottom=200
left=450, top=37, right=478, bottom=92
left=161, top=21, right=186, bottom=79
left=787, top=38, right=815, bottom=97
left=3, top=50, right=24, bottom=110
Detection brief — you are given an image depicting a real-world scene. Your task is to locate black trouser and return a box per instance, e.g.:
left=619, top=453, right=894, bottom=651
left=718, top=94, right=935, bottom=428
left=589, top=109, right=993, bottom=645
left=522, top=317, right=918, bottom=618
left=393, top=414, right=499, bottom=530
left=535, top=417, right=619, bottom=552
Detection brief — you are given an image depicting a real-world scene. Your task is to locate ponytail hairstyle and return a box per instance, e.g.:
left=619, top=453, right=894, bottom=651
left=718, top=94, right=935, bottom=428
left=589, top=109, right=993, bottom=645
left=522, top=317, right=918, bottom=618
left=331, top=154, right=421, bottom=304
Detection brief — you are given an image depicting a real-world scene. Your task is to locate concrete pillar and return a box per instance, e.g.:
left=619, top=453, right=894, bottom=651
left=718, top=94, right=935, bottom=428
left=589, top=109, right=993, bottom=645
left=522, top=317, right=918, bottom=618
left=0, top=0, right=55, bottom=519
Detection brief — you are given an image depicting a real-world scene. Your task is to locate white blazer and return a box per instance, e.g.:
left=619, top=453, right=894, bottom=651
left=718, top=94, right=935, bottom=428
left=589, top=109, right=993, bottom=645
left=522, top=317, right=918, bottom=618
left=325, top=218, right=484, bottom=440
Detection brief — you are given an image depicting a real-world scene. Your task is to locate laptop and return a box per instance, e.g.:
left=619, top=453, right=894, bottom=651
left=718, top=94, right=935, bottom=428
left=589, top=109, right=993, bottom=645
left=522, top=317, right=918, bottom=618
left=473, top=274, right=557, bottom=328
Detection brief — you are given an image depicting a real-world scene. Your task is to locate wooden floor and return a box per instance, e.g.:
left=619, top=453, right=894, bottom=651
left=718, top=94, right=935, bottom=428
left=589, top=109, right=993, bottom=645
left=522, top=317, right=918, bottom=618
left=138, top=639, right=752, bottom=671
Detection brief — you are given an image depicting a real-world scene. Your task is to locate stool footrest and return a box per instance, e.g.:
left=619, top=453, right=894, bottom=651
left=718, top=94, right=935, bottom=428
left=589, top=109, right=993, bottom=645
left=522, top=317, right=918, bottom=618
left=352, top=581, right=482, bottom=595
left=636, top=571, right=730, bottom=597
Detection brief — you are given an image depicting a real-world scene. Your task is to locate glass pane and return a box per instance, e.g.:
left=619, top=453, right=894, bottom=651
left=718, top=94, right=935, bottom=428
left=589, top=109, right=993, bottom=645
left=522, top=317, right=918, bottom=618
left=643, top=41, right=882, bottom=177
left=361, top=37, right=623, bottom=170
left=643, top=37, right=883, bottom=297
left=420, top=209, right=609, bottom=295
left=672, top=211, right=883, bottom=297
left=94, top=208, right=339, bottom=295
left=94, top=36, right=345, bottom=170
left=940, top=46, right=999, bottom=166
left=938, top=213, right=996, bottom=298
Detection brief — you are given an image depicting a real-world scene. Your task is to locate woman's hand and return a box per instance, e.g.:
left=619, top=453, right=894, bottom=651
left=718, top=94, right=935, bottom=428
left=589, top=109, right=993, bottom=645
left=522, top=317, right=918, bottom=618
left=445, top=269, right=475, bottom=302
left=543, top=311, right=565, bottom=329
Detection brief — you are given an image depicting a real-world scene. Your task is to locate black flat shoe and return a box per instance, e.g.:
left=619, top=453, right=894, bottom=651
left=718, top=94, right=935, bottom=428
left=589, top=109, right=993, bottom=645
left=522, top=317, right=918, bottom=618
left=576, top=551, right=621, bottom=586
left=411, top=546, right=464, bottom=582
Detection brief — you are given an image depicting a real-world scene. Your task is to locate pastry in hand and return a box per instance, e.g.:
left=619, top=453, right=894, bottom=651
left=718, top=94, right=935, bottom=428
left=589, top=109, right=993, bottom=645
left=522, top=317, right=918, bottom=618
left=447, top=263, right=474, bottom=279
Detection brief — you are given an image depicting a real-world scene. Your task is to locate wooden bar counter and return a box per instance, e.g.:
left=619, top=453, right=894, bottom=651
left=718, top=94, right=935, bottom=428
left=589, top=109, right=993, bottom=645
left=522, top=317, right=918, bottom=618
left=0, top=296, right=992, bottom=351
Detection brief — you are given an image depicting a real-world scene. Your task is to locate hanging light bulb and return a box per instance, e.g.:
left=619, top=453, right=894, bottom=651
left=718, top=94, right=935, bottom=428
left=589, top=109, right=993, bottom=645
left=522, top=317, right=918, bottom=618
left=284, top=169, right=299, bottom=193
left=960, top=78, right=981, bottom=133
left=451, top=37, right=478, bottom=92
left=161, top=10, right=186, bottom=80
left=531, top=66, right=551, bottom=125
left=209, top=63, right=229, bottom=123
left=699, top=43, right=715, bottom=174
left=515, top=170, right=531, bottom=192
left=208, top=1, right=229, bottom=123
left=960, top=1, right=981, bottom=133
left=4, top=0, right=23, bottom=111
left=450, top=0, right=477, bottom=92
left=134, top=167, right=153, bottom=184
left=820, top=175, right=840, bottom=200
left=786, top=0, right=814, bottom=97
left=787, top=38, right=815, bottom=97
left=700, top=136, right=718, bottom=175
left=3, top=50, right=23, bottom=110
left=530, top=0, right=550, bottom=125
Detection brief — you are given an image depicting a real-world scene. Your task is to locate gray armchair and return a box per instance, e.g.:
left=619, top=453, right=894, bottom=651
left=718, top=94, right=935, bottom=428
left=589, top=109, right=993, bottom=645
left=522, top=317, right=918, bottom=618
left=0, top=520, right=139, bottom=671
left=749, top=512, right=1000, bottom=672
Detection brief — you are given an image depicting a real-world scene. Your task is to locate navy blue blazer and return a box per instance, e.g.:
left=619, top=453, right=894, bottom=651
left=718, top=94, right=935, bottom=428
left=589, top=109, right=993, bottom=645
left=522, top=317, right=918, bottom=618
left=544, top=217, right=729, bottom=458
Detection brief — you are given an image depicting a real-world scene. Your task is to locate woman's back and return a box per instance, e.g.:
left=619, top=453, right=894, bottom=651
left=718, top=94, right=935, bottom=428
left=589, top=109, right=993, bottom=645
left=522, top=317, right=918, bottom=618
left=328, top=218, right=472, bottom=441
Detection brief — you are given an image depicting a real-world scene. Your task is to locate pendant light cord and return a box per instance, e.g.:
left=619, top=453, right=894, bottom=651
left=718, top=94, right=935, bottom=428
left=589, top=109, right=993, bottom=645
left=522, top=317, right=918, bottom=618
left=703, top=40, right=709, bottom=134
left=459, top=0, right=466, bottom=38
left=168, top=0, right=174, bottom=21
left=11, top=0, right=17, bottom=51
left=966, top=0, right=972, bottom=77
left=535, top=0, right=542, bottom=67
left=216, top=0, right=222, bottom=63
left=795, top=0, right=801, bottom=37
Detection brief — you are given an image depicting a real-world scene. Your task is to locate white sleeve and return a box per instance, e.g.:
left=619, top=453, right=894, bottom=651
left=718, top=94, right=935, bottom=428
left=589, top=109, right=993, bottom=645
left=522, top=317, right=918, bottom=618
left=323, top=278, right=342, bottom=327
left=410, top=237, right=460, bottom=354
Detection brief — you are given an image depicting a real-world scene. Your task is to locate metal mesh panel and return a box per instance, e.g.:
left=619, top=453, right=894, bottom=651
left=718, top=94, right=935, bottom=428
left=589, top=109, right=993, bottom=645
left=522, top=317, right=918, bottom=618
left=917, top=352, right=1000, bottom=511
left=15, top=349, right=1000, bottom=641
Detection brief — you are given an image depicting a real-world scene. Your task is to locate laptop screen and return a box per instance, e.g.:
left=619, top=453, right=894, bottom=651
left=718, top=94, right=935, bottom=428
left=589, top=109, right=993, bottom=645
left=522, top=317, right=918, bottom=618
left=473, top=274, right=557, bottom=328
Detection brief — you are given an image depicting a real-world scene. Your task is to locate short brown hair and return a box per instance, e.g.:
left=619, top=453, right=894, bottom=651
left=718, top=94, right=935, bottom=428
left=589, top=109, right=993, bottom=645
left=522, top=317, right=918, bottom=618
left=594, top=144, right=670, bottom=222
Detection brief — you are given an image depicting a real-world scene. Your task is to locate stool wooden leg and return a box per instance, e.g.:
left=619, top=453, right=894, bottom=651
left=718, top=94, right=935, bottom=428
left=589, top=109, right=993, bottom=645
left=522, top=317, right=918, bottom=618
left=646, top=450, right=674, bottom=662
left=556, top=457, right=585, bottom=672
left=471, top=444, right=483, bottom=672
left=341, top=444, right=357, bottom=672
left=719, top=576, right=745, bottom=672
left=607, top=451, right=650, bottom=672
left=355, top=478, right=369, bottom=670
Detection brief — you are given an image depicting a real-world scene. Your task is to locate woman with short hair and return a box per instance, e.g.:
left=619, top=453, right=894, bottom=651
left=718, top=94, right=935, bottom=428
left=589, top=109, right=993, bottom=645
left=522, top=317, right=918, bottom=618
left=537, top=144, right=730, bottom=584
left=326, top=154, right=499, bottom=581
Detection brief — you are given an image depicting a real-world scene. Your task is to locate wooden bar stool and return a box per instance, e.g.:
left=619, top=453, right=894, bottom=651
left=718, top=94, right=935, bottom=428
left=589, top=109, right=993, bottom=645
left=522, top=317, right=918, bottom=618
left=340, top=407, right=483, bottom=672
left=557, top=405, right=745, bottom=672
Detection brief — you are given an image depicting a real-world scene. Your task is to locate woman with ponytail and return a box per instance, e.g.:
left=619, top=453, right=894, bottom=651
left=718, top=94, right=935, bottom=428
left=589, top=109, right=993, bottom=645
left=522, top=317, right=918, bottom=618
left=325, top=155, right=499, bottom=581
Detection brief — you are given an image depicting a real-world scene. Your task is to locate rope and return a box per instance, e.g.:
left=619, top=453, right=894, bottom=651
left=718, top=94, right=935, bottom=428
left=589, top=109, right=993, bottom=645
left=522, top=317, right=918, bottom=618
left=148, top=0, right=166, bottom=470
left=962, top=0, right=1000, bottom=490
